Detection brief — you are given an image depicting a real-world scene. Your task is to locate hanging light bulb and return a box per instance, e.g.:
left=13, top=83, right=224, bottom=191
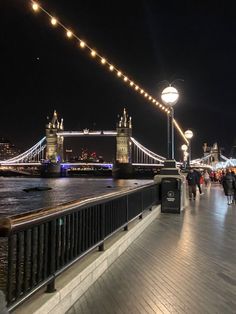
left=124, top=76, right=128, bottom=82
left=117, top=71, right=122, bottom=77
left=66, top=30, right=72, bottom=38
left=101, top=58, right=106, bottom=64
left=80, top=41, right=85, bottom=48
left=130, top=81, right=134, bottom=86
left=32, top=3, right=39, bottom=11
left=51, top=18, right=57, bottom=26
left=109, top=65, right=114, bottom=71
left=91, top=50, right=96, bottom=57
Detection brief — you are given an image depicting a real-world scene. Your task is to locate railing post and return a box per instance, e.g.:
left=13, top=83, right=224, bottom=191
left=7, top=235, right=14, bottom=304
left=139, top=190, right=144, bottom=219
left=124, top=195, right=129, bottom=231
left=99, top=204, right=105, bottom=251
left=46, top=277, right=56, bottom=293
left=46, top=220, right=56, bottom=293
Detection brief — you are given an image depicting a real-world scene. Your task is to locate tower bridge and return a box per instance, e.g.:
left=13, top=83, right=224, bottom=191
left=0, top=109, right=234, bottom=177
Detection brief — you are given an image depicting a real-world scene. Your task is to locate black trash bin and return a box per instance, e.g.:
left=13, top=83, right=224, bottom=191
left=161, top=177, right=181, bottom=213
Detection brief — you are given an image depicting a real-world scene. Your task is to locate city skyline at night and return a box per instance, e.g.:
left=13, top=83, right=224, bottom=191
left=1, top=1, right=236, bottom=160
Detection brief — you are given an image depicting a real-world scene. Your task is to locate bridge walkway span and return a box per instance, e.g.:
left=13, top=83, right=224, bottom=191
left=67, top=183, right=236, bottom=314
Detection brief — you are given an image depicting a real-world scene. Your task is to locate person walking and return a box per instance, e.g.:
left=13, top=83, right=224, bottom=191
left=222, top=169, right=236, bottom=205
left=203, top=170, right=210, bottom=187
left=186, top=168, right=198, bottom=200
left=194, top=169, right=202, bottom=194
left=231, top=170, right=236, bottom=204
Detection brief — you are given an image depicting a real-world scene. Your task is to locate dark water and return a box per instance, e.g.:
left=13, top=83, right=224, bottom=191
left=0, top=177, right=153, bottom=218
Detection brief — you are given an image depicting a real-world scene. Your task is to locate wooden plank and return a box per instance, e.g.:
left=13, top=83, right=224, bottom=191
left=66, top=184, right=236, bottom=314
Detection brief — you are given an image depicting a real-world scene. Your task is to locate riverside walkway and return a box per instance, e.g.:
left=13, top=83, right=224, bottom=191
left=67, top=183, right=236, bottom=314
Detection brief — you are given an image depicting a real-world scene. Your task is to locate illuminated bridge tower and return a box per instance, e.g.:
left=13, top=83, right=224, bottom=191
left=113, top=108, right=134, bottom=178
left=42, top=110, right=64, bottom=177
left=45, top=110, right=64, bottom=162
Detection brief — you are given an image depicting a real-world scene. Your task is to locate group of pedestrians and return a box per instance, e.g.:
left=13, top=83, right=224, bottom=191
left=186, top=168, right=205, bottom=200
left=186, top=167, right=236, bottom=205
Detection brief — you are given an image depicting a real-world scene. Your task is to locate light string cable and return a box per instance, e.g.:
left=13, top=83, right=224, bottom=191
left=31, top=1, right=188, bottom=144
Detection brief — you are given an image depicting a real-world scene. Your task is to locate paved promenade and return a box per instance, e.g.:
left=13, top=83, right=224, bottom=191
left=67, top=183, right=236, bottom=314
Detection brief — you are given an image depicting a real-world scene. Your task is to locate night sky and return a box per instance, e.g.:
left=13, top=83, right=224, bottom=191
left=1, top=1, right=236, bottom=161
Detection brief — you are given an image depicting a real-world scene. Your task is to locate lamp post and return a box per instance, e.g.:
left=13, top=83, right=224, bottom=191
left=181, top=144, right=188, bottom=169
left=184, top=130, right=193, bottom=167
left=161, top=85, right=179, bottom=160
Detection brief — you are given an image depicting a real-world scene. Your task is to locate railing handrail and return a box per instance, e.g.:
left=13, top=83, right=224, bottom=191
left=0, top=182, right=156, bottom=236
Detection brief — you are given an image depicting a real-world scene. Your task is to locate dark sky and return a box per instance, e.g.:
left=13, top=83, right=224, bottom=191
left=1, top=0, right=236, bottom=161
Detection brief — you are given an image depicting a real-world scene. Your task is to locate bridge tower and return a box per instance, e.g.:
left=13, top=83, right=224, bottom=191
left=202, top=142, right=219, bottom=166
left=45, top=110, right=64, bottom=162
left=113, top=108, right=133, bottom=178
left=210, top=142, right=219, bottom=165
left=116, top=108, right=132, bottom=163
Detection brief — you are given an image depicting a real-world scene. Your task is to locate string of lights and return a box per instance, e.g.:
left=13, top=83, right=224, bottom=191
left=30, top=1, right=188, bottom=145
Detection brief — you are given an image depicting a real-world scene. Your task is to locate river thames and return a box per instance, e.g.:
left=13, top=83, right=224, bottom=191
left=0, top=177, right=153, bottom=217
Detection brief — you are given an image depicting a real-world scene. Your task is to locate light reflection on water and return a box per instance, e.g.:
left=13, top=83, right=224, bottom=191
left=0, top=177, right=152, bottom=217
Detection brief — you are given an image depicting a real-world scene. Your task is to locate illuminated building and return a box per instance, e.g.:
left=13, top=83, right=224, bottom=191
left=0, top=137, right=20, bottom=160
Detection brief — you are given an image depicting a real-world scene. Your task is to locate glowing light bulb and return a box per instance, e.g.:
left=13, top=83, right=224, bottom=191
left=124, top=76, right=128, bottom=82
left=149, top=96, right=152, bottom=100
left=130, top=81, right=134, bottom=86
left=91, top=50, right=96, bottom=57
left=80, top=41, right=85, bottom=48
left=140, top=89, right=144, bottom=94
left=32, top=3, right=39, bottom=11
left=117, top=71, right=122, bottom=77
left=144, top=93, right=148, bottom=97
left=101, top=58, right=106, bottom=64
left=152, top=99, right=155, bottom=103
left=109, top=65, right=114, bottom=71
left=67, top=30, right=72, bottom=38
left=135, top=86, right=139, bottom=90
left=51, top=18, right=57, bottom=26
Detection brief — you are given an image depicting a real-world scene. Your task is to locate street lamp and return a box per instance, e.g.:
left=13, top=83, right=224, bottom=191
left=184, top=130, right=193, bottom=167
left=161, top=86, right=179, bottom=160
left=181, top=144, right=188, bottom=168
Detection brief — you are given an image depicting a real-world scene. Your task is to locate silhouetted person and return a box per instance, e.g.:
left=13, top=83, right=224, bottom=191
left=186, top=169, right=198, bottom=200
left=194, top=169, right=202, bottom=194
left=222, top=169, right=236, bottom=205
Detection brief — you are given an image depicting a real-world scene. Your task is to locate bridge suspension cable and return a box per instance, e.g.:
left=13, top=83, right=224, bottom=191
left=30, top=1, right=188, bottom=145
left=131, top=137, right=166, bottom=164
left=0, top=137, right=46, bottom=164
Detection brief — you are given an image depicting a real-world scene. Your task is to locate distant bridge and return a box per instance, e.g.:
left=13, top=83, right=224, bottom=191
left=1, top=132, right=234, bottom=171
left=0, top=110, right=234, bottom=171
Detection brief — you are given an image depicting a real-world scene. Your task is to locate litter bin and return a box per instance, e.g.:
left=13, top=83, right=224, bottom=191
left=161, top=177, right=181, bottom=213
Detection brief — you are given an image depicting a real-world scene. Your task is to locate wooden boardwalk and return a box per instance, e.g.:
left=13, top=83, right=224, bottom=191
left=67, top=183, right=236, bottom=314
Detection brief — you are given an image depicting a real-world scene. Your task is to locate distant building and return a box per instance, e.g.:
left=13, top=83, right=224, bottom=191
left=0, top=137, right=20, bottom=160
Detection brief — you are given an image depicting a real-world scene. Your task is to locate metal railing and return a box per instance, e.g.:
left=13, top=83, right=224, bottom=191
left=0, top=183, right=160, bottom=311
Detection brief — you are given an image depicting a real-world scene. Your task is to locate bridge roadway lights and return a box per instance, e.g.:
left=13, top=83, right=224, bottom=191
left=112, top=162, right=134, bottom=179
left=154, top=160, right=187, bottom=213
